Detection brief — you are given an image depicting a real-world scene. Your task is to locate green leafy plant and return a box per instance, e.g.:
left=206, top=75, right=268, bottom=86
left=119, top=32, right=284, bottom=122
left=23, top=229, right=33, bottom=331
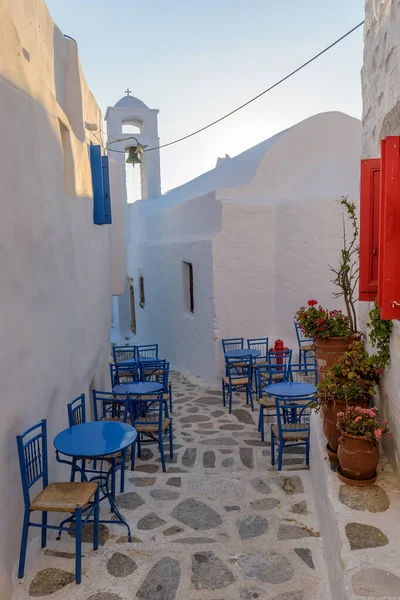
left=317, top=341, right=381, bottom=407
left=330, top=196, right=359, bottom=334
left=295, top=299, right=352, bottom=339
left=367, top=300, right=392, bottom=369
left=336, top=406, right=389, bottom=442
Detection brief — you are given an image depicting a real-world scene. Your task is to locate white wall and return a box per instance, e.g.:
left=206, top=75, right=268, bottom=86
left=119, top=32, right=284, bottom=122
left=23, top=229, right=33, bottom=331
left=361, top=0, right=400, bottom=476
left=0, top=1, right=121, bottom=596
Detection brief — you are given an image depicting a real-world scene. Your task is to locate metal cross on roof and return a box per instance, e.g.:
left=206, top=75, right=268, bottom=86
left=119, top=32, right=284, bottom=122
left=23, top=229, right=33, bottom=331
left=125, top=88, right=132, bottom=96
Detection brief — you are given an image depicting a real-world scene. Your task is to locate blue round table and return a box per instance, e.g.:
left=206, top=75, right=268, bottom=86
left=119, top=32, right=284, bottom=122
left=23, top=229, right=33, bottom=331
left=54, top=422, right=137, bottom=541
left=54, top=421, right=137, bottom=458
left=263, top=382, right=317, bottom=397
left=225, top=349, right=261, bottom=359
left=112, top=381, right=163, bottom=395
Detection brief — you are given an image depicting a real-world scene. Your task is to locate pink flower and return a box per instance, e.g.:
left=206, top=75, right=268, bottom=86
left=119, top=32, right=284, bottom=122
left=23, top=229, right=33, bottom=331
left=374, top=429, right=382, bottom=439
left=355, top=416, right=362, bottom=422
left=308, top=299, right=318, bottom=307
left=337, top=411, right=345, bottom=418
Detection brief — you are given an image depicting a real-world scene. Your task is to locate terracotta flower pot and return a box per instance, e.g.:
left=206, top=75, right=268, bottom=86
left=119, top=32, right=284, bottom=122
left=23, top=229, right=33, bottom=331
left=314, top=336, right=356, bottom=383
left=337, top=430, right=379, bottom=481
left=322, top=397, right=369, bottom=455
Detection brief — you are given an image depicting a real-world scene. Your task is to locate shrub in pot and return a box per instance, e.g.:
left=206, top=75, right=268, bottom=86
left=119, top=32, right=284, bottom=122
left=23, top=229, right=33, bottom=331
left=317, top=342, right=381, bottom=457
left=336, top=406, right=389, bottom=483
left=295, top=300, right=353, bottom=382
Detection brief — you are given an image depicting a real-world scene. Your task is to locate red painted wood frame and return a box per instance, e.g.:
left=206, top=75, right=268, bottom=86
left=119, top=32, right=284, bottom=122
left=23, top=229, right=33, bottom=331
left=359, top=158, right=380, bottom=301
left=379, top=137, right=400, bottom=320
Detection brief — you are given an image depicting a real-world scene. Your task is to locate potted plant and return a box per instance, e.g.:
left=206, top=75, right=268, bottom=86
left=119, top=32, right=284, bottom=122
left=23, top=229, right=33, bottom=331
left=295, top=300, right=353, bottom=382
left=317, top=341, right=381, bottom=459
left=336, top=406, right=389, bottom=484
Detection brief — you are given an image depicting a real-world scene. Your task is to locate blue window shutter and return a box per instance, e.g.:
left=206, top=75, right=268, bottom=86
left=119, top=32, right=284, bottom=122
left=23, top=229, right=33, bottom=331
left=90, top=145, right=105, bottom=224
left=101, top=155, right=112, bottom=224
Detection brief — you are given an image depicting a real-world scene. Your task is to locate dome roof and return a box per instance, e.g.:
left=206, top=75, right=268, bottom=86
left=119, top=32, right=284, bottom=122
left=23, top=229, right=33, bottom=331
left=114, top=94, right=148, bottom=110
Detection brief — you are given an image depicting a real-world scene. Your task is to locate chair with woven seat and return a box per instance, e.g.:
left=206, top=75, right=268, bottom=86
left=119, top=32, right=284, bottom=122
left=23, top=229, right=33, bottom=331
left=140, top=359, right=173, bottom=412
left=17, top=420, right=99, bottom=584
left=247, top=337, right=269, bottom=394
left=67, top=394, right=86, bottom=427
left=289, top=363, right=318, bottom=385
left=110, top=362, right=139, bottom=387
left=91, top=391, right=130, bottom=494
left=256, top=364, right=289, bottom=441
left=294, top=322, right=315, bottom=367
left=112, top=345, right=136, bottom=363
left=127, top=393, right=173, bottom=472
left=136, top=344, right=159, bottom=359
left=222, top=356, right=253, bottom=413
left=222, top=337, right=244, bottom=353
left=271, top=398, right=311, bottom=470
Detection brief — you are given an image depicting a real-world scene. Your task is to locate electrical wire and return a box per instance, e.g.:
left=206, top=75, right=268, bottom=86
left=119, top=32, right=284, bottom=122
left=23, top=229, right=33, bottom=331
left=105, top=20, right=364, bottom=155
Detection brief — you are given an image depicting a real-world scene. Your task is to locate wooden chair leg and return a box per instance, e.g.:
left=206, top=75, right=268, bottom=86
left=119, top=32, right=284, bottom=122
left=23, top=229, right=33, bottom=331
left=93, top=489, right=99, bottom=551
left=260, top=406, right=265, bottom=442
left=169, top=424, right=173, bottom=458
left=18, top=511, right=30, bottom=578
left=270, top=427, right=275, bottom=466
left=41, top=512, right=47, bottom=548
left=159, top=434, right=166, bottom=472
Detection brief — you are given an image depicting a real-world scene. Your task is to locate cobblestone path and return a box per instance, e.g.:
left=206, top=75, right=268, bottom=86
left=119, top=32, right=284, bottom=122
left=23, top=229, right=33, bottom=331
left=12, top=371, right=330, bottom=600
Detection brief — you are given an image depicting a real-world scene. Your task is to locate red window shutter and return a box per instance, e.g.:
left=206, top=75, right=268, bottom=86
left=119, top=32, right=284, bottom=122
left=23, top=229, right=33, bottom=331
left=359, top=158, right=380, bottom=301
left=378, top=136, right=400, bottom=319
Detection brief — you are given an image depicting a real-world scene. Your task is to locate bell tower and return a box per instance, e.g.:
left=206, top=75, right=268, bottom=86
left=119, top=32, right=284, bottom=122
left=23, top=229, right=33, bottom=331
left=105, top=91, right=161, bottom=199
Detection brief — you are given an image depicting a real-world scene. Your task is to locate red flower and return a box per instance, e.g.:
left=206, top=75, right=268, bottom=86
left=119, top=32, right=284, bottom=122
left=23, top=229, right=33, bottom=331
left=308, top=299, right=318, bottom=307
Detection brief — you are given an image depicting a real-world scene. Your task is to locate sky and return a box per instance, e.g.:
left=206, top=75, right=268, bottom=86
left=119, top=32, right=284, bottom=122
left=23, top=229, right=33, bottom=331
left=46, top=0, right=365, bottom=194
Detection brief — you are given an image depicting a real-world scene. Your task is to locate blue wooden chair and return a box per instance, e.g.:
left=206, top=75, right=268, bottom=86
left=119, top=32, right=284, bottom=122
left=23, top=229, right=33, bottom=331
left=256, top=364, right=289, bottom=441
left=222, top=337, right=244, bottom=353
left=136, top=344, right=159, bottom=359
left=289, top=363, right=318, bottom=385
left=110, top=362, right=139, bottom=387
left=294, top=322, right=315, bottom=366
left=127, top=392, right=173, bottom=472
left=67, top=394, right=86, bottom=427
left=247, top=337, right=269, bottom=393
left=140, top=359, right=173, bottom=412
left=17, top=420, right=99, bottom=584
left=271, top=398, right=311, bottom=470
left=222, top=356, right=253, bottom=413
left=92, top=390, right=130, bottom=494
left=112, top=345, right=136, bottom=363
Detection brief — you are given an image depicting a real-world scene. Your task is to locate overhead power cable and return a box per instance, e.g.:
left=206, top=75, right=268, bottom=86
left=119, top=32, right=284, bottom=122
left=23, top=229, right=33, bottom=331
left=107, top=20, right=364, bottom=155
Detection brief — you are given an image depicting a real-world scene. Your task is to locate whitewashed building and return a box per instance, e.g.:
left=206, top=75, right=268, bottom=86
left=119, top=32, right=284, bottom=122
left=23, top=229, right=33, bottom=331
left=109, top=102, right=361, bottom=385
left=360, top=0, right=400, bottom=478
left=0, top=1, right=125, bottom=596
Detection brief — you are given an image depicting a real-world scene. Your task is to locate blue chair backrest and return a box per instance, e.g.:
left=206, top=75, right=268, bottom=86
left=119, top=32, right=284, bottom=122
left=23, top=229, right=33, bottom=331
left=110, top=362, right=139, bottom=387
left=67, top=394, right=86, bottom=426
left=222, top=338, right=244, bottom=353
left=289, top=363, right=318, bottom=385
left=225, top=356, right=252, bottom=382
left=17, top=420, right=48, bottom=507
left=256, top=364, right=289, bottom=396
left=128, top=393, right=165, bottom=428
left=92, top=390, right=128, bottom=422
left=294, top=322, right=313, bottom=344
left=247, top=337, right=268, bottom=360
left=136, top=344, right=158, bottom=359
left=268, top=348, right=292, bottom=368
left=140, top=359, right=169, bottom=389
left=275, top=398, right=311, bottom=435
left=112, top=345, right=136, bottom=363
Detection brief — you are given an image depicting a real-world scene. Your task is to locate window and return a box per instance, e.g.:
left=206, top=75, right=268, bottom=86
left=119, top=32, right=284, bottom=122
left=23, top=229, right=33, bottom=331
left=359, top=158, right=380, bottom=301
left=89, top=144, right=112, bottom=225
left=122, top=122, right=141, bottom=135
left=128, top=278, right=136, bottom=333
left=183, top=261, right=194, bottom=313
left=139, top=272, right=145, bottom=308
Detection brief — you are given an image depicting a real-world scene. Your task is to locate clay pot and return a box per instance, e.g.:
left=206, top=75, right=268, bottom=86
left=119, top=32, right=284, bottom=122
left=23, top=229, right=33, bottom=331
left=337, top=431, right=379, bottom=481
left=314, top=336, right=355, bottom=383
left=322, top=398, right=369, bottom=455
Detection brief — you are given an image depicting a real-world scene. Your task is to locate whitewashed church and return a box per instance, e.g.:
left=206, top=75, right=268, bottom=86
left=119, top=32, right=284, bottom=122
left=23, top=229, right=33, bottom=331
left=107, top=93, right=361, bottom=385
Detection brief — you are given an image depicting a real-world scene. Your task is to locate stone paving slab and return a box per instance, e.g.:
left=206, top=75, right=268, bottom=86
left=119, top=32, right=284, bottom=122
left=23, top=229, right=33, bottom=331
left=11, top=371, right=330, bottom=600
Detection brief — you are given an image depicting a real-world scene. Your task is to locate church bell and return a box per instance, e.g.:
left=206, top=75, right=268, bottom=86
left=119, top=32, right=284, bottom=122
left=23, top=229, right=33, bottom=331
left=126, top=146, right=141, bottom=165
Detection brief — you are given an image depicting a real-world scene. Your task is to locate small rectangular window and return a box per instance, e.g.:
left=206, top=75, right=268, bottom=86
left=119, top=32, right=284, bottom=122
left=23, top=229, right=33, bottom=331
left=183, top=261, right=194, bottom=313
left=128, top=278, right=136, bottom=333
left=139, top=273, right=145, bottom=308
